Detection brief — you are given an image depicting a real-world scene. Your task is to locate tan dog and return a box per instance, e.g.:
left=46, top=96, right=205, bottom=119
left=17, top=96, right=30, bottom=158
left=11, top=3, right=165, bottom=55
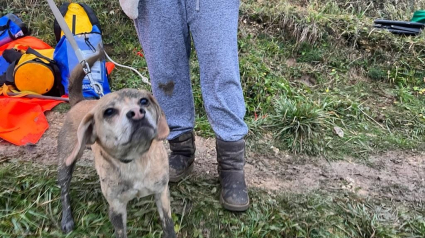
left=57, top=53, right=176, bottom=238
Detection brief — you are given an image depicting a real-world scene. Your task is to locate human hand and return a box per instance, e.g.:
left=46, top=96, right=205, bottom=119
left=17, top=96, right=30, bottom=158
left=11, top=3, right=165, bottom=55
left=119, top=0, right=139, bottom=19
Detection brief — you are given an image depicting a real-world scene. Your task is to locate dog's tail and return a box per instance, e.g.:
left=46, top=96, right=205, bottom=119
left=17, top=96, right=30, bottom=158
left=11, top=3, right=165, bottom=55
left=68, top=49, right=105, bottom=107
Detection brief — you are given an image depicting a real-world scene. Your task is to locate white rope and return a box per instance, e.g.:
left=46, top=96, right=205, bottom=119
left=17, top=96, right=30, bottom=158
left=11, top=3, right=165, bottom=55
left=103, top=50, right=151, bottom=86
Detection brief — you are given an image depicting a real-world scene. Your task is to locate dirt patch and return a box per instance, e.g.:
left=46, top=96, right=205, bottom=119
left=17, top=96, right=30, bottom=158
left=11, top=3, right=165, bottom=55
left=163, top=140, right=425, bottom=203
left=0, top=111, right=63, bottom=164
left=0, top=112, right=424, bottom=202
left=0, top=111, right=92, bottom=165
left=286, top=58, right=297, bottom=67
left=191, top=137, right=425, bottom=202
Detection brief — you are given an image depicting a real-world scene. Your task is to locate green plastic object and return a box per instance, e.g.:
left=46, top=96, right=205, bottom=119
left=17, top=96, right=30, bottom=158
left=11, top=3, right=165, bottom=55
left=411, top=10, right=425, bottom=23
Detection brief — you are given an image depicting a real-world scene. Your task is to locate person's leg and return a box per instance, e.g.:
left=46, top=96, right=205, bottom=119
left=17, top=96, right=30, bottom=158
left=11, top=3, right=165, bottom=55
left=187, top=0, right=248, bottom=142
left=134, top=0, right=196, bottom=181
left=134, top=0, right=193, bottom=140
left=187, top=0, right=249, bottom=211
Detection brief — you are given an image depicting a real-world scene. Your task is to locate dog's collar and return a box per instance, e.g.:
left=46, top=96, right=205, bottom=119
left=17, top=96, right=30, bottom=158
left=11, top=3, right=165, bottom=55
left=99, top=147, right=123, bottom=168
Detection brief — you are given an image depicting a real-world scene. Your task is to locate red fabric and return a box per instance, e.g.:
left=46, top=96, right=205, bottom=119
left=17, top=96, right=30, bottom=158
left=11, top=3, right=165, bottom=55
left=0, top=36, right=52, bottom=55
left=105, top=62, right=115, bottom=75
left=0, top=97, right=63, bottom=146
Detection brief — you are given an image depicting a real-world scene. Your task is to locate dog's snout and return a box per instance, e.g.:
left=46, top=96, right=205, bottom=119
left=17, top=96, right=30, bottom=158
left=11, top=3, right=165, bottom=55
left=126, top=108, right=145, bottom=120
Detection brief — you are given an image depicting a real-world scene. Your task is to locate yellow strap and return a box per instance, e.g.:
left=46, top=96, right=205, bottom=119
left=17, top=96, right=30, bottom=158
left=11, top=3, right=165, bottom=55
left=0, top=84, right=41, bottom=97
left=0, top=84, right=13, bottom=97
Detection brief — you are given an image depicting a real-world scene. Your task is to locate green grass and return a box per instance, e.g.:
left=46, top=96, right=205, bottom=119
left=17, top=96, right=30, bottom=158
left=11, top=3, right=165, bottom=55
left=3, top=0, right=425, bottom=158
left=236, top=0, right=425, bottom=157
left=264, top=95, right=334, bottom=155
left=1, top=162, right=424, bottom=238
left=1, top=1, right=425, bottom=235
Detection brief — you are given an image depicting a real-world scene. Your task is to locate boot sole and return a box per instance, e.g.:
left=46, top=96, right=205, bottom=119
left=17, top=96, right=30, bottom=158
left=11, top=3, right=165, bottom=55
left=169, top=163, right=194, bottom=183
left=220, top=192, right=250, bottom=212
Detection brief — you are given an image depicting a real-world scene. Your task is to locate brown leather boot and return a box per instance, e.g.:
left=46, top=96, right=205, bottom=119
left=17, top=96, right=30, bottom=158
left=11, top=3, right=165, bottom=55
left=216, top=138, right=249, bottom=211
left=168, top=131, right=195, bottom=182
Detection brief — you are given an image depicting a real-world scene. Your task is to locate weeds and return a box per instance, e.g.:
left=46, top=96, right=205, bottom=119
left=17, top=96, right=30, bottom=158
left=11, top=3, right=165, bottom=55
left=237, top=0, right=425, bottom=158
left=265, top=96, right=333, bottom=155
left=1, top=162, right=425, bottom=237
left=1, top=1, right=425, bottom=237
left=368, top=67, right=387, bottom=81
left=2, top=0, right=425, bottom=158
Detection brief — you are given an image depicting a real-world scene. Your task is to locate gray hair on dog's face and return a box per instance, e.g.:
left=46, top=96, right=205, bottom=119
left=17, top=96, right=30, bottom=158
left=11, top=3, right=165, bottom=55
left=65, top=89, right=169, bottom=166
left=94, top=89, right=159, bottom=160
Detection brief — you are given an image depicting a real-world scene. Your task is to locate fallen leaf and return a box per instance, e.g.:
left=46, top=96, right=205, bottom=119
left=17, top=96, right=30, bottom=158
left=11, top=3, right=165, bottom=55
left=333, top=126, right=344, bottom=138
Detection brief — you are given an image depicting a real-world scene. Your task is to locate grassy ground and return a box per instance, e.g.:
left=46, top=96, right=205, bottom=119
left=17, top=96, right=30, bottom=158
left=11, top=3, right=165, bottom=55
left=237, top=0, right=425, bottom=158
left=1, top=163, right=424, bottom=238
left=1, top=0, right=425, bottom=237
left=2, top=0, right=425, bottom=158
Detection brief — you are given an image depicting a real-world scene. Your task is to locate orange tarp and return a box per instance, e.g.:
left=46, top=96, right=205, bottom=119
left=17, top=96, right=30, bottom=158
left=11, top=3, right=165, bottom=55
left=0, top=36, right=52, bottom=55
left=0, top=97, right=63, bottom=145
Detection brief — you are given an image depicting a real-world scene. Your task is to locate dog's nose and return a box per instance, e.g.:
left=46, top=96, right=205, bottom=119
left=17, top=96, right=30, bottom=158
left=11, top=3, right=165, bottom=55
left=126, top=108, right=145, bottom=121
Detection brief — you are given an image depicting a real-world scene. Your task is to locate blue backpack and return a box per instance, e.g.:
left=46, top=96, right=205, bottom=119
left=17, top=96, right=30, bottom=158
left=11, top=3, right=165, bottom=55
left=53, top=26, right=111, bottom=98
left=0, top=56, right=8, bottom=76
left=53, top=3, right=110, bottom=99
left=0, top=14, right=29, bottom=86
left=0, top=14, right=29, bottom=47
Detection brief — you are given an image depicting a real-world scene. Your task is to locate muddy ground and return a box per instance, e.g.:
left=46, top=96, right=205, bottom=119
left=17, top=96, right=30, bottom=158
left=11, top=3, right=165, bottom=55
left=0, top=111, right=424, bottom=203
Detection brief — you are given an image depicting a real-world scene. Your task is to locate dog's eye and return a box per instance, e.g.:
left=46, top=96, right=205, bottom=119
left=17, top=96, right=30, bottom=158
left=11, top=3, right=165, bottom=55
left=140, top=98, right=149, bottom=105
left=104, top=108, right=116, bottom=117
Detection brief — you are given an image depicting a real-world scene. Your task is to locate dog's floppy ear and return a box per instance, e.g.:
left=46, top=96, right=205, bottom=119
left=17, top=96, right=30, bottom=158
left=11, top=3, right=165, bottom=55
left=65, top=112, right=97, bottom=166
left=148, top=93, right=169, bottom=140
left=156, top=110, right=169, bottom=140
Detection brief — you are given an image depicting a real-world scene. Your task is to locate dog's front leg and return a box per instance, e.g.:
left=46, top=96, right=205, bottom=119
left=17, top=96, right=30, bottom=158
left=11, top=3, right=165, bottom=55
left=155, top=186, right=176, bottom=238
left=108, top=201, right=128, bottom=238
left=58, top=162, right=76, bottom=233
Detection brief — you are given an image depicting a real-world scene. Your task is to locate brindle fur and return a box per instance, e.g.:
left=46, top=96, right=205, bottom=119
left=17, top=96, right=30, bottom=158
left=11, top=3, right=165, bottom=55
left=57, top=52, right=176, bottom=238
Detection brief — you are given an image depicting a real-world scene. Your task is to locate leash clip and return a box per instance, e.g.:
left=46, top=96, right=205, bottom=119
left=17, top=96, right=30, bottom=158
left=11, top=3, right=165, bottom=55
left=88, top=74, right=104, bottom=98
left=81, top=60, right=91, bottom=75
left=81, top=60, right=104, bottom=98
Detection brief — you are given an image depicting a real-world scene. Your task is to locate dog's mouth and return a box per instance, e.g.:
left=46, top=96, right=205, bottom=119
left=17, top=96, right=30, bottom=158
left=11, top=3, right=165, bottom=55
left=122, top=124, right=155, bottom=146
left=131, top=122, right=155, bottom=138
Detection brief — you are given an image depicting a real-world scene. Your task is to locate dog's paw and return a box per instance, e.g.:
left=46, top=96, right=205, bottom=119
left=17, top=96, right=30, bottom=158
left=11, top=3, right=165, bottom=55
left=61, top=218, right=75, bottom=233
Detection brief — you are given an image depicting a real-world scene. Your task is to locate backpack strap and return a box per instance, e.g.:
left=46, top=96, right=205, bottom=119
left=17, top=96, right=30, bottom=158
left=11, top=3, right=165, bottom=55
left=54, top=2, right=71, bottom=42
left=49, top=59, right=65, bottom=96
left=0, top=74, right=7, bottom=85
left=2, top=48, right=23, bottom=63
left=4, top=60, right=18, bottom=85
left=0, top=20, right=8, bottom=32
left=6, top=14, right=29, bottom=37
left=80, top=3, right=102, bottom=34
left=0, top=20, right=15, bottom=41
left=25, top=47, right=55, bottom=63
left=1, top=49, right=22, bottom=85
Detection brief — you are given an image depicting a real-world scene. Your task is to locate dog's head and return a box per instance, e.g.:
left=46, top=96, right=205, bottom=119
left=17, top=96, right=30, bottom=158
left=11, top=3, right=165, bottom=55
left=65, top=89, right=169, bottom=166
